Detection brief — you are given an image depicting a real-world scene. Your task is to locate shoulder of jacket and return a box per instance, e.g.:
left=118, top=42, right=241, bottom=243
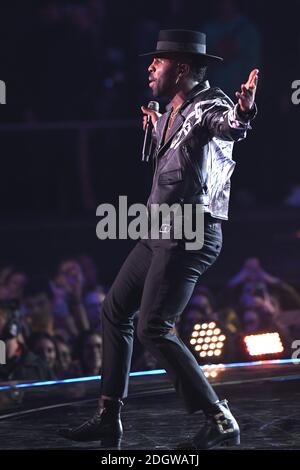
left=193, top=87, right=234, bottom=107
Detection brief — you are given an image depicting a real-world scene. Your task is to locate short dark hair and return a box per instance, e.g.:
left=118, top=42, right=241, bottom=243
left=157, top=52, right=208, bottom=83
left=28, top=331, right=56, bottom=351
left=173, top=53, right=207, bottom=83
left=188, top=63, right=207, bottom=83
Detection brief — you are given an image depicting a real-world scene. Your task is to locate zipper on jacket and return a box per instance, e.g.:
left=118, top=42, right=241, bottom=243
left=182, top=144, right=207, bottom=193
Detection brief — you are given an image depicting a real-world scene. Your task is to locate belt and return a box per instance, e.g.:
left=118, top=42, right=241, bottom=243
left=158, top=212, right=222, bottom=233
left=204, top=213, right=223, bottom=224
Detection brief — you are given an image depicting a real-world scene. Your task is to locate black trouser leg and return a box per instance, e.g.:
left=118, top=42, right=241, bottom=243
left=100, top=240, right=152, bottom=399
left=101, top=222, right=223, bottom=414
left=137, top=223, right=222, bottom=413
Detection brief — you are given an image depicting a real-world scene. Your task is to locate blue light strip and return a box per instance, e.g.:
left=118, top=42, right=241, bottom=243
left=214, top=358, right=300, bottom=368
left=0, top=358, right=299, bottom=392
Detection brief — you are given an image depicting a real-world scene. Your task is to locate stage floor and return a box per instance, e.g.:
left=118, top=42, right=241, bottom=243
left=1, top=361, right=300, bottom=450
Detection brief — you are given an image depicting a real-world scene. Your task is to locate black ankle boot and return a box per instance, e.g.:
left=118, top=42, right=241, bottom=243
left=177, top=399, right=240, bottom=449
left=59, top=399, right=124, bottom=446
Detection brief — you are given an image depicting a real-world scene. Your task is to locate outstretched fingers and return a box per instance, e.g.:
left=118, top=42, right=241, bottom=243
left=246, top=68, right=259, bottom=90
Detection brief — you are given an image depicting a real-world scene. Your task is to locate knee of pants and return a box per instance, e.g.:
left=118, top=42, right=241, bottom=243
left=101, top=295, right=117, bottom=325
left=101, top=294, right=136, bottom=331
left=137, top=322, right=167, bottom=346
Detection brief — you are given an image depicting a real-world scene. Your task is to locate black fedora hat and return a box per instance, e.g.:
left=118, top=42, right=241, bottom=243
left=139, top=29, right=223, bottom=63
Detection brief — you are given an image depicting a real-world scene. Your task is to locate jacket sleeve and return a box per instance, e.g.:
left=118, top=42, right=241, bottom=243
left=200, top=89, right=257, bottom=142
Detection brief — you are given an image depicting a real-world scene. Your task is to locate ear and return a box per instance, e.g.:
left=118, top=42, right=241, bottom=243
left=178, top=63, right=191, bottom=78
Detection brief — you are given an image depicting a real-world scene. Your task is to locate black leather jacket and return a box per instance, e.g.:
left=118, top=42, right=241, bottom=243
left=147, top=80, right=256, bottom=221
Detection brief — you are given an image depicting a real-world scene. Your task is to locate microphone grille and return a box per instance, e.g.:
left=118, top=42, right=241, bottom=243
left=147, top=101, right=159, bottom=112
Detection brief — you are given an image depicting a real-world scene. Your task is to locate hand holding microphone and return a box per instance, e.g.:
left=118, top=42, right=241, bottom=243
left=141, top=101, right=160, bottom=162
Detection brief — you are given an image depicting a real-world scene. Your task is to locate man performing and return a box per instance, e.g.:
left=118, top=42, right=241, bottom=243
left=60, top=30, right=258, bottom=449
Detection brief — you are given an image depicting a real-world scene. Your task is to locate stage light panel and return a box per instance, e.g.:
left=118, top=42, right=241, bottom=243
left=244, top=332, right=284, bottom=356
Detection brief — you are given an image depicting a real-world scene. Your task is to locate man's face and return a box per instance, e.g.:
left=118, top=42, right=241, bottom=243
left=148, top=56, right=179, bottom=98
left=24, top=293, right=52, bottom=318
left=6, top=273, right=27, bottom=299
left=84, top=291, right=103, bottom=319
left=82, top=334, right=102, bottom=373
left=24, top=293, right=53, bottom=332
left=34, top=338, right=56, bottom=369
left=57, top=342, right=72, bottom=370
left=57, top=260, right=84, bottom=287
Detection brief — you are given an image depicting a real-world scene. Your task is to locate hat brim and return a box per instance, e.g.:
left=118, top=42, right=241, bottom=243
left=139, top=50, right=223, bottom=63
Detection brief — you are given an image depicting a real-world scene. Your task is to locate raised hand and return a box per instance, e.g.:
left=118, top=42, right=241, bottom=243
left=56, top=260, right=84, bottom=304
left=235, top=69, right=259, bottom=113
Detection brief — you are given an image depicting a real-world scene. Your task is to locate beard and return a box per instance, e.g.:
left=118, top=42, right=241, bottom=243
left=150, top=66, right=178, bottom=99
left=151, top=79, right=176, bottom=100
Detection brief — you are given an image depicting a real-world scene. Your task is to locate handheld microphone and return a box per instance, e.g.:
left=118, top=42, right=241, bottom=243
left=142, top=100, right=159, bottom=162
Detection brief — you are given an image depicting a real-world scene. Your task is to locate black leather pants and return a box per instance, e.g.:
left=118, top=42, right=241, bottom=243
left=100, top=219, right=223, bottom=413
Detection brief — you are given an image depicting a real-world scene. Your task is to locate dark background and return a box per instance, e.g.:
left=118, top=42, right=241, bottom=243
left=0, top=0, right=299, bottom=285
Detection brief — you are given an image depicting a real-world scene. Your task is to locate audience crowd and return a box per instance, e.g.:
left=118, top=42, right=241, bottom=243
left=1, top=255, right=299, bottom=382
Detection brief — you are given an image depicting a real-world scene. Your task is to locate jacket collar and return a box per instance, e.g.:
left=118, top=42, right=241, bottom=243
left=183, top=79, right=210, bottom=104
left=157, top=80, right=210, bottom=156
left=165, top=80, right=210, bottom=112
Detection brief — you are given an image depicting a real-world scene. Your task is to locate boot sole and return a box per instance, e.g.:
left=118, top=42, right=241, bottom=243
left=177, top=433, right=240, bottom=450
left=59, top=429, right=122, bottom=446
left=100, top=436, right=122, bottom=449
left=217, top=434, right=241, bottom=448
